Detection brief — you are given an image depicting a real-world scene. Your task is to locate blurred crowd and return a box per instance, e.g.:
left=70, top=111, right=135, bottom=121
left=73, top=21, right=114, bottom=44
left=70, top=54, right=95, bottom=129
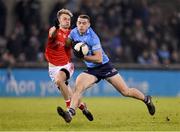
left=0, top=0, right=180, bottom=67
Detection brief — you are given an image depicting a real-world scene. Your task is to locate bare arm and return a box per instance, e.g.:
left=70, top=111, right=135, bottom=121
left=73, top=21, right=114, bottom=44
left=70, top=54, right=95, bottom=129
left=49, top=26, right=57, bottom=39
left=65, top=38, right=73, bottom=47
left=84, top=50, right=102, bottom=63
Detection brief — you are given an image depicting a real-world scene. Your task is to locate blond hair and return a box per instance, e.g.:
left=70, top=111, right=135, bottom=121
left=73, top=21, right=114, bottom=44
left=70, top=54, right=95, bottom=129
left=57, top=8, right=73, bottom=18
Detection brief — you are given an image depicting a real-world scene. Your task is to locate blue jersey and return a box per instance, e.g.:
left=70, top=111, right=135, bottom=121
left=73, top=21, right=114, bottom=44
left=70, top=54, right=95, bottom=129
left=69, top=27, right=109, bottom=68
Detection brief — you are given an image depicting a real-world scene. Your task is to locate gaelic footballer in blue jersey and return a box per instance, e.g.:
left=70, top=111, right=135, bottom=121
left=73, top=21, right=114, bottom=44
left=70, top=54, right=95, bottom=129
left=59, top=14, right=156, bottom=123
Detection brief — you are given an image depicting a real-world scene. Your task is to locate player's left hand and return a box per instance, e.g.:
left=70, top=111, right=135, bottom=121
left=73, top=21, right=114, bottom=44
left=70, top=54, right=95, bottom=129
left=49, top=26, right=57, bottom=38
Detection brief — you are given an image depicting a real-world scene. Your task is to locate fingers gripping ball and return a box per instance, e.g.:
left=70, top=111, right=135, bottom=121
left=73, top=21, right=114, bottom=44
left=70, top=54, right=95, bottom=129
left=74, top=42, right=89, bottom=55
left=73, top=42, right=89, bottom=58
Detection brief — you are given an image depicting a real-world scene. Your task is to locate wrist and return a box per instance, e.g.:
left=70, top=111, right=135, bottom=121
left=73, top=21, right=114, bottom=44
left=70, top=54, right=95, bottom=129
left=83, top=55, right=87, bottom=60
left=52, top=26, right=56, bottom=30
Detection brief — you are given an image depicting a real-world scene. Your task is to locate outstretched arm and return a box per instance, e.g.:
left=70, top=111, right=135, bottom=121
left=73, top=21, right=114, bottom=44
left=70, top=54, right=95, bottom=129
left=49, top=26, right=57, bottom=39
left=48, top=18, right=60, bottom=39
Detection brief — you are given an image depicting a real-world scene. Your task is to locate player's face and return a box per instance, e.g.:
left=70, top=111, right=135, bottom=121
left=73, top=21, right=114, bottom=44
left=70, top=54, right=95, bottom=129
left=59, top=14, right=71, bottom=29
left=76, top=18, right=90, bottom=34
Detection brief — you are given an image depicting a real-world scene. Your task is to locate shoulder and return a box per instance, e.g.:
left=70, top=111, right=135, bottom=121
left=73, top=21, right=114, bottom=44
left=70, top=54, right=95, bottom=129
left=88, top=28, right=100, bottom=44
left=89, top=28, right=100, bottom=40
left=70, top=27, right=78, bottom=34
left=69, top=28, right=78, bottom=37
left=67, top=29, right=71, bottom=33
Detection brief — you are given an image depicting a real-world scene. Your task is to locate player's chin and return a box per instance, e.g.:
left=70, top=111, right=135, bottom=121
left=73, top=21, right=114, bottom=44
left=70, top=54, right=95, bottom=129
left=63, top=25, right=70, bottom=29
left=79, top=29, right=85, bottom=34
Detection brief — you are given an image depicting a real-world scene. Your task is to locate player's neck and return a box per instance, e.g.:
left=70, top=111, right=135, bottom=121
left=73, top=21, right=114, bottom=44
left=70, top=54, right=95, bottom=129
left=79, top=31, right=86, bottom=36
left=60, top=27, right=69, bottom=32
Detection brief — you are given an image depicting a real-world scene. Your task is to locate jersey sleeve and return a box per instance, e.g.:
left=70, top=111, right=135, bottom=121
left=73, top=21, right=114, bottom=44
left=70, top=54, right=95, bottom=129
left=91, top=34, right=101, bottom=51
left=68, top=29, right=75, bottom=41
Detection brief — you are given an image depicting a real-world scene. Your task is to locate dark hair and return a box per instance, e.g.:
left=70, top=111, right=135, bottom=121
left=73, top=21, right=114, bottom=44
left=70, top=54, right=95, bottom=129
left=78, top=14, right=90, bottom=22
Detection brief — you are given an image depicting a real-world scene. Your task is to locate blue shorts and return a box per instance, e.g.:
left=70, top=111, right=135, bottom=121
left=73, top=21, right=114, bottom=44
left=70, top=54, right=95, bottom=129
left=84, top=62, right=118, bottom=83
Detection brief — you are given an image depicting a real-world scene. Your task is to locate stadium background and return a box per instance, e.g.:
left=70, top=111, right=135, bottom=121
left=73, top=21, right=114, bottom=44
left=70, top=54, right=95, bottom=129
left=0, top=0, right=180, bottom=96
left=0, top=0, right=180, bottom=131
left=1, top=0, right=180, bottom=65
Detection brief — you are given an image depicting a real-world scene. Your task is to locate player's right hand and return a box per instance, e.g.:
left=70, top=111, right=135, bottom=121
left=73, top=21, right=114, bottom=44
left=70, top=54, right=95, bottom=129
left=73, top=46, right=84, bottom=58
left=71, top=41, right=84, bottom=58
left=49, top=26, right=56, bottom=38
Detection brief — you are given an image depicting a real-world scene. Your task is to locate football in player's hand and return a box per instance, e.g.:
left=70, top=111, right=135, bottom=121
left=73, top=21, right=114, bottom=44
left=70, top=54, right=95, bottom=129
left=73, top=42, right=89, bottom=58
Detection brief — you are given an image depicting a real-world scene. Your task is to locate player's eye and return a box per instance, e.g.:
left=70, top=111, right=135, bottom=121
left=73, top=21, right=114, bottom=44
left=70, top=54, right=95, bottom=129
left=82, top=22, right=87, bottom=25
left=78, top=21, right=86, bottom=25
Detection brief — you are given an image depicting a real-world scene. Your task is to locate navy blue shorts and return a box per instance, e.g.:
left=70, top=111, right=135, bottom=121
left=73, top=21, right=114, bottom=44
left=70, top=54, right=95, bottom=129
left=84, top=62, right=118, bottom=83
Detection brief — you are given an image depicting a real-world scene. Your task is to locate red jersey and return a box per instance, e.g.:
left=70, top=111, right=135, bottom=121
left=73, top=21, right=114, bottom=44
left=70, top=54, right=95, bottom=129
left=45, top=28, right=71, bottom=66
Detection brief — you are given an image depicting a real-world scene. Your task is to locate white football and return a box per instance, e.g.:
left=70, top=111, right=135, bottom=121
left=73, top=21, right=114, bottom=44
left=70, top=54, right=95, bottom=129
left=74, top=42, right=89, bottom=55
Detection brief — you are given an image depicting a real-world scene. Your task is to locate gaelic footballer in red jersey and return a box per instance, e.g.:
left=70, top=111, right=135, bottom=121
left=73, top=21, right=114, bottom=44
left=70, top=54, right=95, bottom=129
left=44, top=9, right=93, bottom=122
left=45, top=28, right=71, bottom=66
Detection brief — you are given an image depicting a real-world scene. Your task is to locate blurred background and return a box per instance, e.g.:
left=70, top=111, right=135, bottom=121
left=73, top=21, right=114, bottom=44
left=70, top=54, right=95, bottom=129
left=0, top=0, right=180, bottom=97
left=0, top=0, right=180, bottom=67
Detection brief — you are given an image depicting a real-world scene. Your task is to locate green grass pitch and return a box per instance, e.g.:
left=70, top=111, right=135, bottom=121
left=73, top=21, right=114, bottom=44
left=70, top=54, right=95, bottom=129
left=0, top=97, right=179, bottom=131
